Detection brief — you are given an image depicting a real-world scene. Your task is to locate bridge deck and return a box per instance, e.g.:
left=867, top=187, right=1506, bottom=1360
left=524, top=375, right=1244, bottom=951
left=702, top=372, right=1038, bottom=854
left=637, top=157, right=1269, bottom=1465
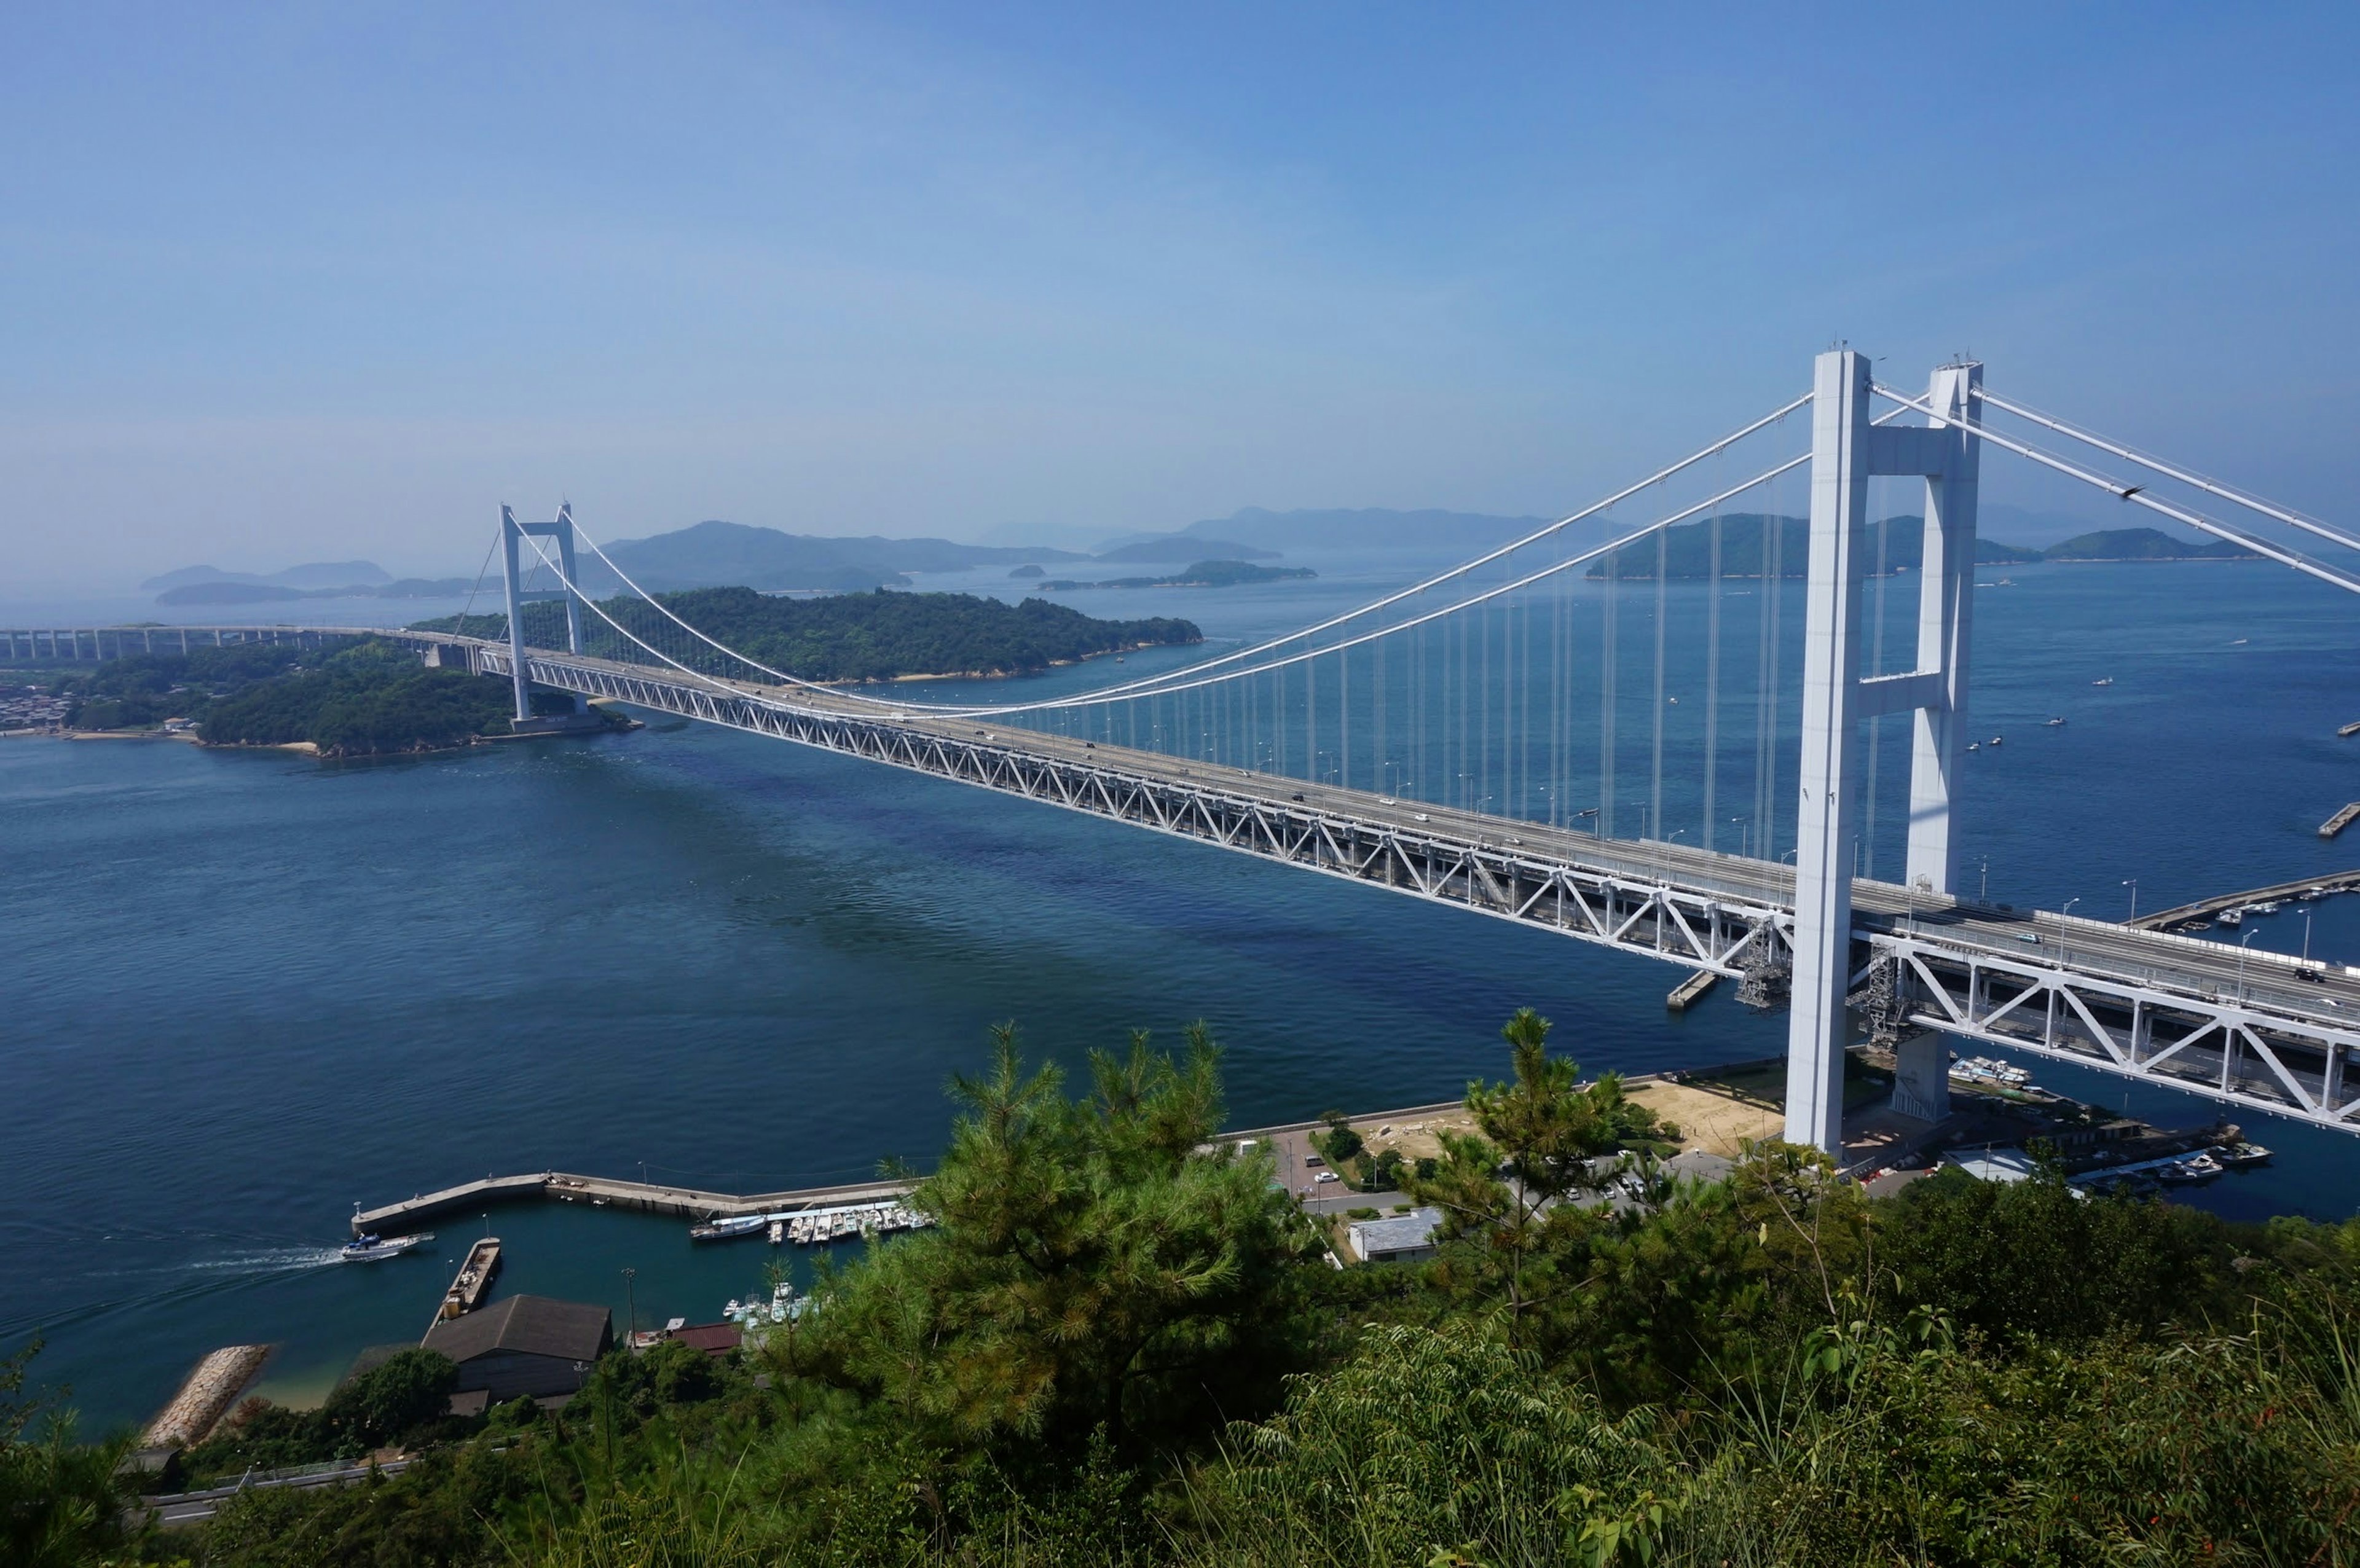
left=33, top=624, right=2360, bottom=1132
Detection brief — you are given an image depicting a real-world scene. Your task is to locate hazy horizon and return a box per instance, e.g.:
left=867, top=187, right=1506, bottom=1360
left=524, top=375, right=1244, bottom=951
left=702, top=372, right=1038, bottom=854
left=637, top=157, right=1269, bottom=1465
left=6, top=4, right=2354, bottom=593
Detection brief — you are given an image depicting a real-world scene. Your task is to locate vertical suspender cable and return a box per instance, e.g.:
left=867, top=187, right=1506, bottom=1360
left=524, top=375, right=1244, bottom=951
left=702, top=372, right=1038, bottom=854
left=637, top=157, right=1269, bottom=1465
left=1704, top=500, right=1722, bottom=852
left=1863, top=515, right=1890, bottom=879
left=1650, top=522, right=1667, bottom=841
left=1602, top=538, right=1618, bottom=837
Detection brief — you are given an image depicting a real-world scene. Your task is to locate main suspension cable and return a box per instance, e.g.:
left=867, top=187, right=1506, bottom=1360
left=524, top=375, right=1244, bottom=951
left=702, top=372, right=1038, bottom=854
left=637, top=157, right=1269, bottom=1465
left=1873, top=383, right=2360, bottom=596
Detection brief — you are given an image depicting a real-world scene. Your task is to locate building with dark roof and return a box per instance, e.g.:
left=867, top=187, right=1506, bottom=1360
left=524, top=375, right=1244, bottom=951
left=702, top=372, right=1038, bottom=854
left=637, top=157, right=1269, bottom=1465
left=420, top=1295, right=612, bottom=1402
left=664, top=1322, right=743, bottom=1358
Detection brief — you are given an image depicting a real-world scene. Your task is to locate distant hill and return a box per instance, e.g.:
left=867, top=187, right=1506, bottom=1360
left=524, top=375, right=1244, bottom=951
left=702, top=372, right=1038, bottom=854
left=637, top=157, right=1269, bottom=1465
left=157, top=581, right=309, bottom=605
left=155, top=576, right=476, bottom=606
left=1093, top=535, right=1280, bottom=563
left=2043, top=527, right=2257, bottom=562
left=1586, top=515, right=2040, bottom=579
left=141, top=560, right=391, bottom=592
left=1584, top=516, right=2254, bottom=578
left=1170, top=508, right=1547, bottom=552
left=579, top=520, right=1087, bottom=594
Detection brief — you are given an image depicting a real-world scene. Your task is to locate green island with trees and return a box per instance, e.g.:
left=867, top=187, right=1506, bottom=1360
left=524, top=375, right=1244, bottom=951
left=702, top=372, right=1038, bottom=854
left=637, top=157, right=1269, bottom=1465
left=1037, top=560, right=1317, bottom=591
left=411, top=586, right=1202, bottom=684
left=8, top=1008, right=2359, bottom=1566
left=39, top=640, right=588, bottom=758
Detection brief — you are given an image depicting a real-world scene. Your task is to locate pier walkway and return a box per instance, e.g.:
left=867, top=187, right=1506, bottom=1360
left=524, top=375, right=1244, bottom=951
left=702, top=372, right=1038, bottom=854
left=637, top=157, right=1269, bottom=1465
left=353, top=1170, right=916, bottom=1236
left=353, top=1102, right=1480, bottom=1236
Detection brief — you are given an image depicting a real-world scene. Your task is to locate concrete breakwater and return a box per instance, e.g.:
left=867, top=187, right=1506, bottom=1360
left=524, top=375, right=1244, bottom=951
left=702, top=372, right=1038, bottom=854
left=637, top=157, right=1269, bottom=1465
left=353, top=1170, right=918, bottom=1236
left=352, top=1108, right=1476, bottom=1237
left=143, top=1344, right=270, bottom=1450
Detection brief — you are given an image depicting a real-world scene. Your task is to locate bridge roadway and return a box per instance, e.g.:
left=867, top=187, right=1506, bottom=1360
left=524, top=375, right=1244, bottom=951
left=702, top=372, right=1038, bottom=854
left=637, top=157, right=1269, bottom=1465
left=24, top=624, right=2358, bottom=1131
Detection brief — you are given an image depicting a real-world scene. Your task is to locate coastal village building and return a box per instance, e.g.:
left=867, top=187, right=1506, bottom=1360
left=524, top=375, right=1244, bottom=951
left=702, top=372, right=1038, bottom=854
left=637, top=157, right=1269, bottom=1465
left=421, top=1295, right=612, bottom=1405
left=1346, top=1207, right=1443, bottom=1264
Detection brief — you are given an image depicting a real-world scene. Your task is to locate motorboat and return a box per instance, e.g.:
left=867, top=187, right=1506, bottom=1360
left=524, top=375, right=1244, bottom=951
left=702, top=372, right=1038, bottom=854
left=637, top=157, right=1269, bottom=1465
left=2093, top=677, right=2114, bottom=686
left=690, top=1213, right=767, bottom=1242
left=340, top=1232, right=432, bottom=1262
left=2046, top=716, right=2066, bottom=726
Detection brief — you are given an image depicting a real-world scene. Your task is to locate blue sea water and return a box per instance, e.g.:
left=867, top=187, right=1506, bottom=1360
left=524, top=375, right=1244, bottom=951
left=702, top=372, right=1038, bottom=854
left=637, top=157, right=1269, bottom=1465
left=6, top=555, right=2360, bottom=1430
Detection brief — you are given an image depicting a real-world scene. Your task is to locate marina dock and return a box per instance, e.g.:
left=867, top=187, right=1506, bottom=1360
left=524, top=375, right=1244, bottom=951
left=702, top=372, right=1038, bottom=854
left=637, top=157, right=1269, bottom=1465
left=355, top=1107, right=1474, bottom=1239
left=431, top=1237, right=502, bottom=1331
left=1666, top=968, right=1720, bottom=1011
left=2132, top=868, right=2360, bottom=931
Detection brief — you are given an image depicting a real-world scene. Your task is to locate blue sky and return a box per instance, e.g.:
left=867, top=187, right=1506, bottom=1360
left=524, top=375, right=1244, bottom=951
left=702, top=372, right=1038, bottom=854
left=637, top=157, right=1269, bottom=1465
left=4, top=2, right=2354, bottom=584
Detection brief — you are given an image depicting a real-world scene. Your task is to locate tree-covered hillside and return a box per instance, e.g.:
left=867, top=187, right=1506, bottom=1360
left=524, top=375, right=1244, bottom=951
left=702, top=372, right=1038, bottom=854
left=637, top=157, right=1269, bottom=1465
left=415, top=586, right=1200, bottom=683
left=43, top=640, right=578, bottom=755
left=198, top=641, right=570, bottom=755
left=19, top=1011, right=2360, bottom=1567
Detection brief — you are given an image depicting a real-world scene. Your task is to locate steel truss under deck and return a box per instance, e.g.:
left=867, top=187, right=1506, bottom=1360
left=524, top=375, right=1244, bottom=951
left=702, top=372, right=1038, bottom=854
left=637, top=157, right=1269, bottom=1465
left=485, top=640, right=2360, bottom=1137
left=1858, top=936, right=2360, bottom=1132
left=479, top=642, right=1796, bottom=982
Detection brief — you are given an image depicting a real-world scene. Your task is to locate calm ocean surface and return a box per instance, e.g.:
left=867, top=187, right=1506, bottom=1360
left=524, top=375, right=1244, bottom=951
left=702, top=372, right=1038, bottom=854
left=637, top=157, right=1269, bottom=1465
left=8, top=556, right=2360, bottom=1429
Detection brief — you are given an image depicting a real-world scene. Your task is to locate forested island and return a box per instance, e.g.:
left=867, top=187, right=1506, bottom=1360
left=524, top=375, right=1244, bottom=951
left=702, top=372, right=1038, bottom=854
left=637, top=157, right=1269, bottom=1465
left=39, top=640, right=583, bottom=756
left=1038, top=559, right=1316, bottom=590
left=15, top=1011, right=2359, bottom=1566
left=414, top=586, right=1201, bottom=683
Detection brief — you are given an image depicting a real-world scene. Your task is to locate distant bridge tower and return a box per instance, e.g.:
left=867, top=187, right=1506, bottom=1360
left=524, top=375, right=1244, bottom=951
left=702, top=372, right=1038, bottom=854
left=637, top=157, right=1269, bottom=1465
left=1785, top=351, right=1983, bottom=1152
left=498, top=503, right=586, bottom=723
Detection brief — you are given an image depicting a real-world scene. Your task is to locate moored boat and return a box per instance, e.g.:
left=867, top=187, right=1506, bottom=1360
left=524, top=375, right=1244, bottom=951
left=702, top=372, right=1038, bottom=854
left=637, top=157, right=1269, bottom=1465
left=690, top=1213, right=767, bottom=1242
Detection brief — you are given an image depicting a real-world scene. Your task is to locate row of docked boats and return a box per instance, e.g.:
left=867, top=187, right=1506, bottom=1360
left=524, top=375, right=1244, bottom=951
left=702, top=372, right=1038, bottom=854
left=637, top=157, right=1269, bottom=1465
left=2189, top=886, right=2336, bottom=931
left=725, top=1280, right=810, bottom=1327
left=2075, top=1140, right=2273, bottom=1196
left=689, top=1200, right=932, bottom=1245
left=1948, top=1054, right=2032, bottom=1089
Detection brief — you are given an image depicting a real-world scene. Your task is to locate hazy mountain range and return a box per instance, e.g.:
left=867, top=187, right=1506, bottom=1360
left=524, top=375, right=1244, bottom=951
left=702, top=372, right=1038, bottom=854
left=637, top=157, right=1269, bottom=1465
left=144, top=504, right=2216, bottom=604
left=1587, top=517, right=2255, bottom=579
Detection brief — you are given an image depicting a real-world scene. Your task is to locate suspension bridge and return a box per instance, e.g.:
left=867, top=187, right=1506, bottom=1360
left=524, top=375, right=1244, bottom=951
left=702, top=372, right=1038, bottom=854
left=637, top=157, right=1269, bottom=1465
left=17, top=350, right=2360, bottom=1147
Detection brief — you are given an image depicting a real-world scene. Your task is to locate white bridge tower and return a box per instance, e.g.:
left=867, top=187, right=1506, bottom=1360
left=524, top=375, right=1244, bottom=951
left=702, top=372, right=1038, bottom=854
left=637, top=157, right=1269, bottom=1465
left=498, top=503, right=586, bottom=724
left=1784, top=351, right=1982, bottom=1152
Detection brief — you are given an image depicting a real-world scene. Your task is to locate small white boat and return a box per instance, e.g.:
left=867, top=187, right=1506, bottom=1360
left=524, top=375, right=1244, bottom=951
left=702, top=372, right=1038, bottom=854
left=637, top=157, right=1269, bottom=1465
left=340, top=1231, right=432, bottom=1262
left=2219, top=907, right=2244, bottom=927
left=690, top=1213, right=767, bottom=1242
left=2093, top=677, right=2114, bottom=686
left=1989, top=735, right=2004, bottom=747
left=2046, top=716, right=2066, bottom=726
